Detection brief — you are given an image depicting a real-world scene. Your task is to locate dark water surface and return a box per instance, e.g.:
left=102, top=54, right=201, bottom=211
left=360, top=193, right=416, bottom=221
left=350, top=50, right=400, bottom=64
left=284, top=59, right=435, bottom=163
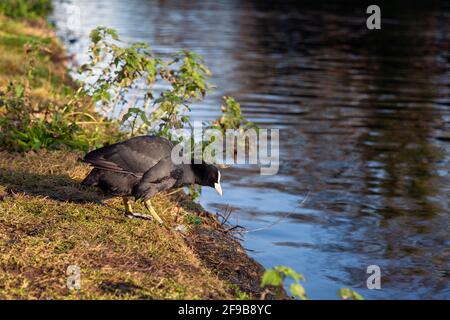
left=51, top=0, right=450, bottom=299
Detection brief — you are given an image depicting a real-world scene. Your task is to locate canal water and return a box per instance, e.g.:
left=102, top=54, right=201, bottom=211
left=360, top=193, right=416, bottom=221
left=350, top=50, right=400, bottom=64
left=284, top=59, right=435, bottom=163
left=51, top=0, right=449, bottom=299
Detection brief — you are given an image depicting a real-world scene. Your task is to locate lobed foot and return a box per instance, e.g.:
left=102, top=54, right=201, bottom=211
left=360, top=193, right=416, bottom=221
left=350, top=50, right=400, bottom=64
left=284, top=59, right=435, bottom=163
left=144, top=200, right=164, bottom=224
left=125, top=212, right=154, bottom=220
left=122, top=196, right=164, bottom=224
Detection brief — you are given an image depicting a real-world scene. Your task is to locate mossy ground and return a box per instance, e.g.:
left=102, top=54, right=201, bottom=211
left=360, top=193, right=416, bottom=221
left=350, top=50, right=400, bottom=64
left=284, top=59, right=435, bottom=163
left=0, top=150, right=268, bottom=299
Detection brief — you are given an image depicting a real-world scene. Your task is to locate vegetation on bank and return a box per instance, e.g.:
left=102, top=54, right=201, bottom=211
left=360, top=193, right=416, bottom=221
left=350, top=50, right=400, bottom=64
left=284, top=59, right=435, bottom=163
left=0, top=14, right=120, bottom=152
left=0, top=5, right=267, bottom=299
left=0, top=21, right=254, bottom=153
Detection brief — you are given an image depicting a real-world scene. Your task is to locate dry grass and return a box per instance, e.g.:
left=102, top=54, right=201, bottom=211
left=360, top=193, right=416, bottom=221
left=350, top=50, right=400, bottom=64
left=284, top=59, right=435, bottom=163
left=0, top=151, right=269, bottom=299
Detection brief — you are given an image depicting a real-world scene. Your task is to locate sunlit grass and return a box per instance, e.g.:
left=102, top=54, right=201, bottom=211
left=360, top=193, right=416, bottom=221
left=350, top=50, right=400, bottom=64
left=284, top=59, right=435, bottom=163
left=0, top=151, right=265, bottom=299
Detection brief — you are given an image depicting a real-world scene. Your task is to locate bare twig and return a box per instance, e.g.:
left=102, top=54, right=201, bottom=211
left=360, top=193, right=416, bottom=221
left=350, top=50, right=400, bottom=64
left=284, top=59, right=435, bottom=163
left=224, top=224, right=245, bottom=233
left=219, top=205, right=233, bottom=226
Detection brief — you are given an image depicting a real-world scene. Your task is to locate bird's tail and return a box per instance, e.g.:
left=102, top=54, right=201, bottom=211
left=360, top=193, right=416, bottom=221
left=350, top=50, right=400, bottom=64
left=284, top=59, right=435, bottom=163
left=81, top=168, right=100, bottom=187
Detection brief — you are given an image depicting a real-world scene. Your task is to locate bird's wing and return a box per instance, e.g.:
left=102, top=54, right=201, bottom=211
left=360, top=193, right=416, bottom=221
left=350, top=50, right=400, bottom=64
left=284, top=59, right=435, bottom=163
left=132, top=157, right=182, bottom=200
left=140, top=157, right=181, bottom=183
left=83, top=136, right=174, bottom=176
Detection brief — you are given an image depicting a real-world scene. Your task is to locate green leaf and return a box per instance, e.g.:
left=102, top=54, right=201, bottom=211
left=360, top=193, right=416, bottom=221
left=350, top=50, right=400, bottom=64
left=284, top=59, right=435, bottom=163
left=274, top=266, right=304, bottom=282
left=290, top=283, right=307, bottom=300
left=140, top=112, right=150, bottom=125
left=261, top=269, right=283, bottom=288
left=121, top=112, right=133, bottom=123
left=90, top=28, right=101, bottom=43
left=14, top=84, right=24, bottom=98
left=105, top=28, right=119, bottom=40
left=338, top=288, right=364, bottom=300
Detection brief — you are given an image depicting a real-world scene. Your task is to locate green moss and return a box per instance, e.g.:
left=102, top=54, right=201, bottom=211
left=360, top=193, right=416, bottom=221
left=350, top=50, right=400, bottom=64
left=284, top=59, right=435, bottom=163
left=184, top=213, right=203, bottom=225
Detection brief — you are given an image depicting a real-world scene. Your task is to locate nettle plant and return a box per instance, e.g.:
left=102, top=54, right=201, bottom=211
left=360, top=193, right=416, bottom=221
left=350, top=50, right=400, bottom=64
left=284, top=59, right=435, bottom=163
left=0, top=43, right=113, bottom=152
left=80, top=27, right=253, bottom=142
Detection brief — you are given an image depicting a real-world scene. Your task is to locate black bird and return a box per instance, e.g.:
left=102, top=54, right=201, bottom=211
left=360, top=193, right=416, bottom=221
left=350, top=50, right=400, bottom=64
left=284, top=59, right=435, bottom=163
left=81, top=135, right=222, bottom=223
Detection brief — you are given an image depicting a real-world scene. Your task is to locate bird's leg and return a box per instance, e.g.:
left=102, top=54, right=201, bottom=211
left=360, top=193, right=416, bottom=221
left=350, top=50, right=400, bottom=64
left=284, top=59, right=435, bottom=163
left=144, top=199, right=164, bottom=224
left=122, top=196, right=153, bottom=220
left=123, top=196, right=133, bottom=214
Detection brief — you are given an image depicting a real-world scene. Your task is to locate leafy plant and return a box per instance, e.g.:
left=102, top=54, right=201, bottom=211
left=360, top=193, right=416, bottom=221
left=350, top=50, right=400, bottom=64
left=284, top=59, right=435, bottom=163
left=261, top=265, right=364, bottom=300
left=187, top=185, right=202, bottom=202
left=1, top=26, right=255, bottom=164
left=80, top=27, right=212, bottom=140
left=338, top=287, right=364, bottom=300
left=0, top=43, right=118, bottom=152
left=212, top=96, right=258, bottom=132
left=80, top=28, right=255, bottom=142
left=0, top=0, right=52, bottom=19
left=261, top=265, right=307, bottom=300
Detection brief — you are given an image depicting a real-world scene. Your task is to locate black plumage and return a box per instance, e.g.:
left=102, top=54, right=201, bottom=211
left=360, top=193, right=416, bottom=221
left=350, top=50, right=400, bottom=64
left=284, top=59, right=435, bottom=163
left=81, top=135, right=222, bottom=223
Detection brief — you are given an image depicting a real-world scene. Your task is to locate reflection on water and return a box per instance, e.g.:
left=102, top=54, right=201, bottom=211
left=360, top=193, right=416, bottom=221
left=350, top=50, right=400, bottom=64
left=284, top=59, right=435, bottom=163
left=51, top=0, right=450, bottom=299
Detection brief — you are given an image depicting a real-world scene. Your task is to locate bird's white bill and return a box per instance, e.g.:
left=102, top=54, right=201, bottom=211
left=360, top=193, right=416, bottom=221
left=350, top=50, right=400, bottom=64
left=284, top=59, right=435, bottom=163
left=214, top=182, right=223, bottom=196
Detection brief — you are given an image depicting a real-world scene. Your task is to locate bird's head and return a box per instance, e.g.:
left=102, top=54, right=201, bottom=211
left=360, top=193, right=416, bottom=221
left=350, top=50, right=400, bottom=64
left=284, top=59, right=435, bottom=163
left=192, top=162, right=222, bottom=196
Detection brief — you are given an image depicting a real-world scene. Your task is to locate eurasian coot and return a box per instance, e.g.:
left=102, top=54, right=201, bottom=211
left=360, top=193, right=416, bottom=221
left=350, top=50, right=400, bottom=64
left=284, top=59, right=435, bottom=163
left=81, top=136, right=222, bottom=224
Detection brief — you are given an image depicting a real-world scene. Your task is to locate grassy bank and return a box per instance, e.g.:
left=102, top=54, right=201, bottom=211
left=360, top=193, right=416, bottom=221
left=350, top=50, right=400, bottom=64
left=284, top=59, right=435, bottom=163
left=0, top=151, right=267, bottom=299
left=0, top=14, right=271, bottom=299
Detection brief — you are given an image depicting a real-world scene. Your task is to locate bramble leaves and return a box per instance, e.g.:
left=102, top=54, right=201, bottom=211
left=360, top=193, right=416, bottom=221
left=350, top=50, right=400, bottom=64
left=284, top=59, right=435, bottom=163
left=338, top=288, right=364, bottom=300
left=81, top=27, right=255, bottom=142
left=290, top=283, right=307, bottom=300
left=261, top=265, right=363, bottom=300
left=261, top=265, right=307, bottom=300
left=261, top=269, right=284, bottom=287
left=81, top=27, right=215, bottom=137
left=0, top=0, right=52, bottom=19
left=1, top=26, right=255, bottom=162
